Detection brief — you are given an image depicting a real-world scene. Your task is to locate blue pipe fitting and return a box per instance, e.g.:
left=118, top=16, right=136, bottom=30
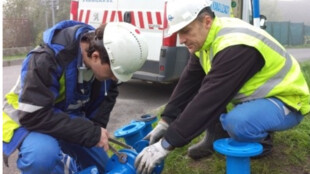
left=137, top=114, right=158, bottom=137
left=133, top=139, right=150, bottom=153
left=213, top=138, right=263, bottom=174
left=76, top=166, right=99, bottom=174
left=105, top=149, right=138, bottom=174
left=105, top=149, right=164, bottom=174
left=114, top=121, right=146, bottom=147
left=114, top=114, right=158, bottom=147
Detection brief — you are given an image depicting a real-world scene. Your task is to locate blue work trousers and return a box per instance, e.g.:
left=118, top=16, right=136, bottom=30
left=16, top=132, right=109, bottom=174
left=220, top=98, right=304, bottom=142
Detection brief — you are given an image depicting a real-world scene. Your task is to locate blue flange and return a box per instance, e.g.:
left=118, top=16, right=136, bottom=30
left=137, top=114, right=158, bottom=137
left=213, top=138, right=263, bottom=157
left=114, top=121, right=146, bottom=147
left=213, top=138, right=263, bottom=174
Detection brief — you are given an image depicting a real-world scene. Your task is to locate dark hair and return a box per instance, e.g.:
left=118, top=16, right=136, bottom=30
left=197, top=6, right=215, bottom=21
left=81, top=23, right=110, bottom=64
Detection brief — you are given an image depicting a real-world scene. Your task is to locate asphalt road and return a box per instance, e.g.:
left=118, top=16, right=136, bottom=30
left=2, top=48, right=310, bottom=173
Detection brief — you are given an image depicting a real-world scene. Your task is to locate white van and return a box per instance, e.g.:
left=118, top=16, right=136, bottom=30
left=70, top=0, right=259, bottom=82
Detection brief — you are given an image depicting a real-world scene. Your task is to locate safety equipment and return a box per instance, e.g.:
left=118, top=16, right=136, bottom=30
left=134, top=139, right=170, bottom=174
left=103, top=22, right=148, bottom=82
left=144, top=119, right=169, bottom=145
left=166, top=0, right=213, bottom=35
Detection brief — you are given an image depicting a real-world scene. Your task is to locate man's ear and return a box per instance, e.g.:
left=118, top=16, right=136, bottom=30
left=91, top=51, right=101, bottom=62
left=204, top=15, right=213, bottom=29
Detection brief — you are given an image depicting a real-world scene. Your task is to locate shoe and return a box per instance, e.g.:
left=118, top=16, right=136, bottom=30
left=187, top=121, right=229, bottom=160
left=252, top=133, right=274, bottom=159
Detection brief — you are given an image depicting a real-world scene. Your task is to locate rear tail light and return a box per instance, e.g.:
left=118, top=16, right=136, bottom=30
left=162, top=1, right=177, bottom=47
left=70, top=0, right=79, bottom=21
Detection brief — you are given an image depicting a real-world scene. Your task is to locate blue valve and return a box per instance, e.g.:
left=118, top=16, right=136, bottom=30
left=76, top=166, right=99, bottom=174
left=105, top=148, right=164, bottom=174
left=79, top=115, right=163, bottom=174
left=114, top=121, right=146, bottom=147
left=133, top=139, right=150, bottom=153
left=213, top=138, right=263, bottom=174
left=114, top=114, right=158, bottom=147
left=136, top=114, right=158, bottom=137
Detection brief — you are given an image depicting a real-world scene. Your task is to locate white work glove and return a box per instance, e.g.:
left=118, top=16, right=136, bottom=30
left=134, top=139, right=170, bottom=174
left=144, top=120, right=169, bottom=145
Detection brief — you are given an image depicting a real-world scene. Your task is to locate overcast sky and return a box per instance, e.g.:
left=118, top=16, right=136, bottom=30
left=261, top=0, right=310, bottom=25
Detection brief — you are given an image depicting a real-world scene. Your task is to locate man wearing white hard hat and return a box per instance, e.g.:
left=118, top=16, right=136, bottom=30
left=3, top=20, right=147, bottom=173
left=134, top=0, right=309, bottom=173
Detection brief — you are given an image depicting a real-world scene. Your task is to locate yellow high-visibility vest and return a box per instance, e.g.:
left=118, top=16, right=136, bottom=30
left=195, top=17, right=310, bottom=115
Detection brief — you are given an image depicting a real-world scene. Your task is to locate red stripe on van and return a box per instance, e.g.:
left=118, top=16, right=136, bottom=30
left=156, top=11, right=163, bottom=30
left=118, top=11, right=123, bottom=21
left=78, top=10, right=84, bottom=22
left=147, top=12, right=153, bottom=29
left=102, top=10, right=108, bottom=24
left=138, top=11, right=144, bottom=28
left=85, top=10, right=91, bottom=24
left=156, top=12, right=162, bottom=25
left=130, top=11, right=136, bottom=26
left=110, top=11, right=116, bottom=21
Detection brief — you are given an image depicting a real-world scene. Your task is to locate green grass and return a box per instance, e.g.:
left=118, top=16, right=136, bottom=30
left=160, top=116, right=310, bottom=174
left=3, top=54, right=27, bottom=61
left=160, top=60, right=310, bottom=174
left=110, top=61, right=310, bottom=173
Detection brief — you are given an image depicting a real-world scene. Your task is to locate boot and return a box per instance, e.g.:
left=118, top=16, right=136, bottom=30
left=252, top=133, right=274, bottom=159
left=187, top=121, right=229, bottom=160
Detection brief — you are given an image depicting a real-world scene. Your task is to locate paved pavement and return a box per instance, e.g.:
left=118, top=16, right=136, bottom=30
left=286, top=48, right=310, bottom=62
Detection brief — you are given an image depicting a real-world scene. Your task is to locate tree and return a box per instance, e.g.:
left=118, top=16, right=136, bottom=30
left=3, top=0, right=71, bottom=48
left=3, top=0, right=31, bottom=19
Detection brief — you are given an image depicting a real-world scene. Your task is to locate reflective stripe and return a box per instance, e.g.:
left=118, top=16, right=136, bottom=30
left=19, top=103, right=43, bottom=113
left=3, top=102, right=20, bottom=124
left=209, top=47, right=214, bottom=62
left=3, top=76, right=22, bottom=124
left=3, top=76, right=22, bottom=142
left=199, top=51, right=204, bottom=65
left=216, top=27, right=292, bottom=102
left=67, top=99, right=90, bottom=110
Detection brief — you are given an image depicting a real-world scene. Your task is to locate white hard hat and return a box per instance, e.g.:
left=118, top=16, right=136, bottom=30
left=103, top=22, right=148, bottom=82
left=167, top=0, right=213, bottom=35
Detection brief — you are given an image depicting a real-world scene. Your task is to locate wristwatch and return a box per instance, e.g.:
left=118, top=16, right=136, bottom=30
left=161, top=138, right=175, bottom=151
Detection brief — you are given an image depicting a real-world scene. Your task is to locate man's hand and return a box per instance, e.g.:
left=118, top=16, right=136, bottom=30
left=96, top=127, right=109, bottom=151
left=144, top=119, right=168, bottom=144
left=134, top=139, right=170, bottom=174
